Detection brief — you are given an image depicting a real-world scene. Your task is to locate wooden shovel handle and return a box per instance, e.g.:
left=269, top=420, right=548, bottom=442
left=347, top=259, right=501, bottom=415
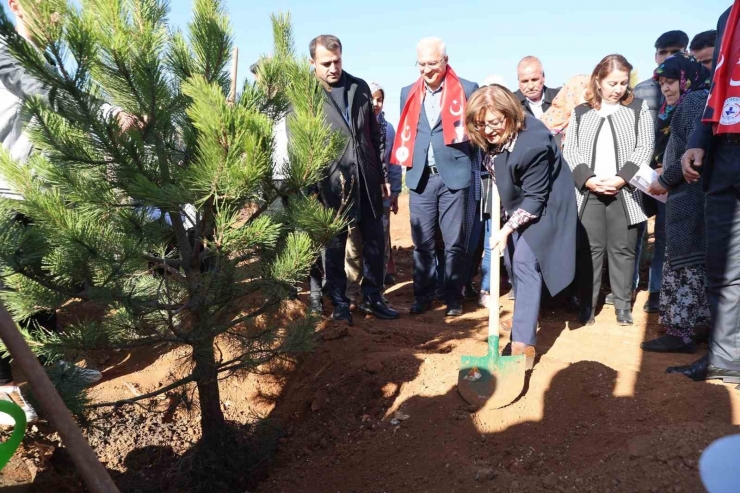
left=488, top=182, right=501, bottom=338
left=0, top=303, right=120, bottom=492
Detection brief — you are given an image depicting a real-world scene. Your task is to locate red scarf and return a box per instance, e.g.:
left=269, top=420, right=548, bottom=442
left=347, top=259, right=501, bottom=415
left=703, top=1, right=740, bottom=134
left=391, top=66, right=469, bottom=167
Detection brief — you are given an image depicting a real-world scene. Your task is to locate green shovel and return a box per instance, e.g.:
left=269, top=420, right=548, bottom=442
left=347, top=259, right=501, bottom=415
left=0, top=400, right=27, bottom=471
left=458, top=182, right=526, bottom=409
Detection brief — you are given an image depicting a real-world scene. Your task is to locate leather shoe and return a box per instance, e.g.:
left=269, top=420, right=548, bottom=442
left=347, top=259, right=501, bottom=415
left=672, top=358, right=740, bottom=383
left=641, top=335, right=696, bottom=354
left=707, top=364, right=740, bottom=383
left=445, top=303, right=463, bottom=317
left=578, top=305, right=595, bottom=326
left=359, top=297, right=400, bottom=320
left=604, top=292, right=614, bottom=305
left=502, top=342, right=536, bottom=370
left=331, top=303, right=353, bottom=326
left=384, top=274, right=397, bottom=286
left=616, top=309, right=633, bottom=326
left=308, top=296, right=323, bottom=315
left=512, top=342, right=536, bottom=370
left=643, top=292, right=660, bottom=313
left=410, top=299, right=433, bottom=315
left=667, top=355, right=708, bottom=381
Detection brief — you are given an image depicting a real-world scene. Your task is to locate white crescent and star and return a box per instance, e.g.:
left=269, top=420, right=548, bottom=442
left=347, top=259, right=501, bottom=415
left=449, top=100, right=463, bottom=117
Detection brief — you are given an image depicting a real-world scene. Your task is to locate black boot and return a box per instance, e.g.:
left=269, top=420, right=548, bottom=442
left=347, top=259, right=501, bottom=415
left=331, top=303, right=353, bottom=326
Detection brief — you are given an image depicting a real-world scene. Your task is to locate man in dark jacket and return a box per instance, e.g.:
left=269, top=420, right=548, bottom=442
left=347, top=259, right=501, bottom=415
left=634, top=31, right=689, bottom=123
left=674, top=5, right=740, bottom=385
left=305, top=35, right=398, bottom=325
left=513, top=56, right=559, bottom=118
left=690, top=30, right=717, bottom=71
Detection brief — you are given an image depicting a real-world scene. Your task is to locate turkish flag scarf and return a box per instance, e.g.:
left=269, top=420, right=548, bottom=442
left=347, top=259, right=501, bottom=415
left=702, top=1, right=740, bottom=134
left=391, top=66, right=469, bottom=167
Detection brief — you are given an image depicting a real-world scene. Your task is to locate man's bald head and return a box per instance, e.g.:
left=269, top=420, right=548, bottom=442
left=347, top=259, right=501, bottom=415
left=417, top=37, right=447, bottom=58
left=517, top=56, right=546, bottom=102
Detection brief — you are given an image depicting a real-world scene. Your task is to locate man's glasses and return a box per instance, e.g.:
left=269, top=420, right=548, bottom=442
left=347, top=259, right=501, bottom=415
left=415, top=57, right=445, bottom=70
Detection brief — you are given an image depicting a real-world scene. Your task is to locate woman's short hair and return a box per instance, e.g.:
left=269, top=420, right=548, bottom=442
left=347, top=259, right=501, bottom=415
left=465, top=84, right=525, bottom=150
left=584, top=54, right=635, bottom=110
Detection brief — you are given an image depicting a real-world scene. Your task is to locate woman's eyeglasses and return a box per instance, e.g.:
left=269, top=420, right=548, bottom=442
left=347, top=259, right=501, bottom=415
left=473, top=120, right=504, bottom=132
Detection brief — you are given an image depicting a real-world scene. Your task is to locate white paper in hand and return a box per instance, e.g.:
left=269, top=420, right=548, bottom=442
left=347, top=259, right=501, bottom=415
left=629, top=166, right=667, bottom=203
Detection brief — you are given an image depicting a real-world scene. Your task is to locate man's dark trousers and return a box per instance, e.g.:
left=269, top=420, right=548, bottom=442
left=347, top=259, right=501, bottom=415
left=410, top=168, right=468, bottom=304
left=324, top=184, right=385, bottom=306
left=705, top=139, right=740, bottom=371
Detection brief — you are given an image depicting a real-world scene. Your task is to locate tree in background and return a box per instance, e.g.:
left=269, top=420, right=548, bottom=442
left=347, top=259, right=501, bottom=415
left=0, top=0, right=344, bottom=453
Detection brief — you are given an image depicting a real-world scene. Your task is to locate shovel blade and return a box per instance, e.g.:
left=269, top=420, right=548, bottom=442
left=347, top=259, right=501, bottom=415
left=458, top=336, right=526, bottom=409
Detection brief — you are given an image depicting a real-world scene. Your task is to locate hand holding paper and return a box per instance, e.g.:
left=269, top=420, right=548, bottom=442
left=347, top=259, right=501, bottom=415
left=629, top=166, right=667, bottom=203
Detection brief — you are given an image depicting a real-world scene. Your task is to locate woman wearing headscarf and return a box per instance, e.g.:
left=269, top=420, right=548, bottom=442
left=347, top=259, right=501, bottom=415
left=641, top=54, right=711, bottom=354
left=541, top=74, right=589, bottom=148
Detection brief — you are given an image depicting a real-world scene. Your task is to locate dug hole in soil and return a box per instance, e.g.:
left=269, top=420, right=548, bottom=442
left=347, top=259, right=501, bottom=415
left=2, top=193, right=739, bottom=492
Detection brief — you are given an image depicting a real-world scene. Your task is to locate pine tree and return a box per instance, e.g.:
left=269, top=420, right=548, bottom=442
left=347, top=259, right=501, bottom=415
left=0, top=0, right=345, bottom=445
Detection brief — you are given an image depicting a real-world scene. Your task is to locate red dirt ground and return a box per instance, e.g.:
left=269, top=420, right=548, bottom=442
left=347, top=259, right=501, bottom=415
left=2, top=193, right=739, bottom=492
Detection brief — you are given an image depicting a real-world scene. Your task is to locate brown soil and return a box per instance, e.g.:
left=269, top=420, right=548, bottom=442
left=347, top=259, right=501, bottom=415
left=2, top=193, right=739, bottom=492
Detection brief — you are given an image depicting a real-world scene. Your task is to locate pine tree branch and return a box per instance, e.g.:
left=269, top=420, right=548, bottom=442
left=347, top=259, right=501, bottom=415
left=105, top=336, right=185, bottom=350
left=244, top=202, right=270, bottom=227
left=85, top=374, right=196, bottom=409
left=14, top=268, right=81, bottom=299
left=216, top=352, right=289, bottom=376
left=156, top=268, right=190, bottom=342
left=142, top=254, right=183, bottom=268
left=222, top=297, right=281, bottom=331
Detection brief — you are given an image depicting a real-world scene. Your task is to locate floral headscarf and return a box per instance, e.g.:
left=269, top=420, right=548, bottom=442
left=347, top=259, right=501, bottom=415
left=652, top=53, right=711, bottom=166
left=368, top=81, right=387, bottom=147
left=541, top=74, right=589, bottom=146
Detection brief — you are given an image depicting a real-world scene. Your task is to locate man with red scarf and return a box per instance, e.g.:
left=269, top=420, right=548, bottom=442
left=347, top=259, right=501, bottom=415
left=672, top=3, right=740, bottom=385
left=394, top=38, right=478, bottom=317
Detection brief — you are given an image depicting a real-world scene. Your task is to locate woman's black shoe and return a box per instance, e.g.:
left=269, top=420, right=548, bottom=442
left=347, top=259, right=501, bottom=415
left=641, top=335, right=696, bottom=354
left=616, top=309, right=633, bottom=326
left=578, top=305, right=595, bottom=326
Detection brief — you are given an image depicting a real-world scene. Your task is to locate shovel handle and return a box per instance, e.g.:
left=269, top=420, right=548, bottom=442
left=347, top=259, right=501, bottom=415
left=488, top=181, right=501, bottom=339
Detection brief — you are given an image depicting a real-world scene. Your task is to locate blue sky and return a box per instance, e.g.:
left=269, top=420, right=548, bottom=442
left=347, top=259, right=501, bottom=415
left=176, top=1, right=726, bottom=125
